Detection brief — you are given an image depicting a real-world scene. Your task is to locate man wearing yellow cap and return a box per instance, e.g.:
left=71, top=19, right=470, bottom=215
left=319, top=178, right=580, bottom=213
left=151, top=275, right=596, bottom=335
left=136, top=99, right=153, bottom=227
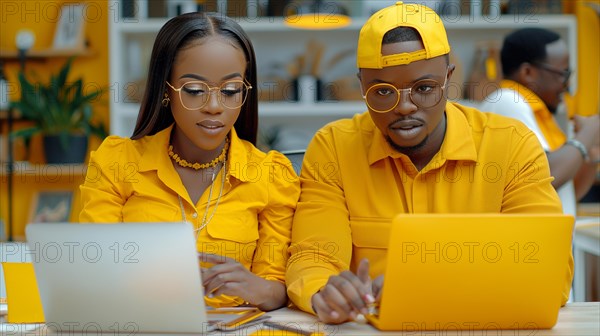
left=286, top=2, right=566, bottom=324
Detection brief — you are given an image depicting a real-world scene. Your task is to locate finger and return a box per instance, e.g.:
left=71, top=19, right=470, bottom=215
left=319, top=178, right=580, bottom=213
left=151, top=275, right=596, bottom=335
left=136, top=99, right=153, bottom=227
left=356, top=259, right=375, bottom=303
left=204, top=271, right=234, bottom=297
left=356, top=259, right=371, bottom=284
left=312, top=292, right=347, bottom=324
left=373, top=275, right=384, bottom=302
left=205, top=282, right=225, bottom=298
left=198, top=253, right=236, bottom=265
left=201, top=262, right=243, bottom=285
left=206, top=281, right=241, bottom=298
left=337, top=272, right=370, bottom=315
left=211, top=281, right=249, bottom=299
left=321, top=279, right=361, bottom=318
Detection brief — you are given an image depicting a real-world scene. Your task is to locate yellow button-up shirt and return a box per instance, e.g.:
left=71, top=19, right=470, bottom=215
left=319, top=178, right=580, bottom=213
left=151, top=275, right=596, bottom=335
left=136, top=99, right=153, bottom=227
left=80, top=125, right=300, bottom=306
left=286, top=102, right=568, bottom=313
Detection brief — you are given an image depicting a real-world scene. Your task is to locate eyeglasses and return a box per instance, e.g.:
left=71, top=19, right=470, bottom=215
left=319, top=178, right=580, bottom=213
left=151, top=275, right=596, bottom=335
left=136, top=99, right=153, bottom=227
left=166, top=79, right=252, bottom=110
left=363, top=73, right=449, bottom=113
left=533, top=62, right=571, bottom=85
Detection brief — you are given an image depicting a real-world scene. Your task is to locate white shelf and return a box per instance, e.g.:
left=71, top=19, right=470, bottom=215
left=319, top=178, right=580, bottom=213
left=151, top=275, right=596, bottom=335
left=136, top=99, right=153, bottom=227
left=113, top=15, right=575, bottom=32
left=120, top=104, right=140, bottom=119
left=113, top=17, right=365, bottom=33
left=444, top=14, right=575, bottom=29
left=0, top=48, right=94, bottom=60
left=118, top=101, right=365, bottom=121
left=260, top=101, right=365, bottom=118
left=113, top=19, right=165, bottom=33
left=109, top=0, right=577, bottom=147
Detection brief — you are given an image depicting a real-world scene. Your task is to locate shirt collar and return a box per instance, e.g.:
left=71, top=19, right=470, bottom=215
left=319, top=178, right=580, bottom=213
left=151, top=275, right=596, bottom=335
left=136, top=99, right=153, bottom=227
left=138, top=124, right=174, bottom=173
left=500, top=79, right=547, bottom=116
left=136, top=125, right=189, bottom=199
left=500, top=79, right=566, bottom=149
left=138, top=124, right=251, bottom=182
left=367, top=102, right=478, bottom=166
left=436, top=103, right=478, bottom=163
left=226, top=127, right=251, bottom=182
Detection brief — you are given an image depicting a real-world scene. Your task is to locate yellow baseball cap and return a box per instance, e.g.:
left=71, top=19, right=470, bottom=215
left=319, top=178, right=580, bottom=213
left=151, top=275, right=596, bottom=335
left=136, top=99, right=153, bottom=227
left=357, top=1, right=451, bottom=69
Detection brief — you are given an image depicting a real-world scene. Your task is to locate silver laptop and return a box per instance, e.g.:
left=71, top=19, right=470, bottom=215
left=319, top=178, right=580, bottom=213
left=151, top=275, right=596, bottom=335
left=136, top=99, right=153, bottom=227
left=26, top=222, right=212, bottom=334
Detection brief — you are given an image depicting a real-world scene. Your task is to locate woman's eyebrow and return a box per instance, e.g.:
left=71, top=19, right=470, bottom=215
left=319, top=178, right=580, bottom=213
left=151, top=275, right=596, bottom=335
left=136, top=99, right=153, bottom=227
left=178, top=72, right=243, bottom=81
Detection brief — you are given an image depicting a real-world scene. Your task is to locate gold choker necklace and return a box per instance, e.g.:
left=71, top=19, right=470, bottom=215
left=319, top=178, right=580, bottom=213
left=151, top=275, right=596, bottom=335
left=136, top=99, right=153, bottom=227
left=168, top=138, right=229, bottom=170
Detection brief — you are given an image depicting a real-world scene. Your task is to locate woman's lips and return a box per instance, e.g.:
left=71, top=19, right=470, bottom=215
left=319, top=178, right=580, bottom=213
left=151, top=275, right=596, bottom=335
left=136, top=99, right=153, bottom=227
left=197, top=120, right=224, bottom=128
left=197, top=120, right=224, bottom=134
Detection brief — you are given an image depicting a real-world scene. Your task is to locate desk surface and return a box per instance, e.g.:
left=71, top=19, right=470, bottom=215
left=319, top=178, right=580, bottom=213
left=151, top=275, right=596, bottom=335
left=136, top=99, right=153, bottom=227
left=575, top=224, right=600, bottom=240
left=2, top=302, right=598, bottom=335
left=577, top=203, right=600, bottom=217
left=265, top=303, right=600, bottom=335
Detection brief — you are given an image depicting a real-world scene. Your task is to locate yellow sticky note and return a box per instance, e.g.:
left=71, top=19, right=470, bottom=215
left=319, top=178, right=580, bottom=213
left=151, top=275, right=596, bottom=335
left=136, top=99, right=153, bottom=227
left=250, top=324, right=325, bottom=336
left=250, top=330, right=306, bottom=336
left=1, top=262, right=45, bottom=323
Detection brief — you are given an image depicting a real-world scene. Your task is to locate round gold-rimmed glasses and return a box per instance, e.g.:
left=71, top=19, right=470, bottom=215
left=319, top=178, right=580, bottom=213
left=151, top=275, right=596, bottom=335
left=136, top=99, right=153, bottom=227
left=166, top=79, right=252, bottom=110
left=363, top=73, right=449, bottom=113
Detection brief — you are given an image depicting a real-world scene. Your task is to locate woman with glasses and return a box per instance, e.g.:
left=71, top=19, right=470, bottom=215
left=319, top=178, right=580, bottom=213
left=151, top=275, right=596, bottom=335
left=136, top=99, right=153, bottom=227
left=80, top=12, right=300, bottom=311
left=286, top=3, right=564, bottom=324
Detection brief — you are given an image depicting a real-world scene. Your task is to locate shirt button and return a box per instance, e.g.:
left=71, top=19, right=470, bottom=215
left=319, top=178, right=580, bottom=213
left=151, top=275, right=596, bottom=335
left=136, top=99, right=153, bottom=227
left=192, top=212, right=198, bottom=219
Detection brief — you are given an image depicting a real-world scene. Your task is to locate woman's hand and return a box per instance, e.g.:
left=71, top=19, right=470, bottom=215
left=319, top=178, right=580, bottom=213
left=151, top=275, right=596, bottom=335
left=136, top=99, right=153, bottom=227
left=198, top=253, right=286, bottom=311
left=311, top=259, right=381, bottom=324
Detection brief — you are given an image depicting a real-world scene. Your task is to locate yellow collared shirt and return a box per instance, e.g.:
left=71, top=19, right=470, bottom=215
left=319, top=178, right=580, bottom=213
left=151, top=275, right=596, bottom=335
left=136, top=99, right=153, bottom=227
left=286, top=102, right=568, bottom=313
left=499, top=79, right=567, bottom=150
left=80, top=125, right=300, bottom=307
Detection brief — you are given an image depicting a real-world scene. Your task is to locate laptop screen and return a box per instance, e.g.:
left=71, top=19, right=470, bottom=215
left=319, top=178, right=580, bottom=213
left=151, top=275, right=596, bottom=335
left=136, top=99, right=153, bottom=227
left=370, top=213, right=574, bottom=331
left=26, top=222, right=210, bottom=334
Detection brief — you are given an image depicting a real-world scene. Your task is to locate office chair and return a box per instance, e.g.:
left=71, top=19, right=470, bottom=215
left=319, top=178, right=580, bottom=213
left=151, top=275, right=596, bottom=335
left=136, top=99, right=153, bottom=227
left=280, top=149, right=305, bottom=175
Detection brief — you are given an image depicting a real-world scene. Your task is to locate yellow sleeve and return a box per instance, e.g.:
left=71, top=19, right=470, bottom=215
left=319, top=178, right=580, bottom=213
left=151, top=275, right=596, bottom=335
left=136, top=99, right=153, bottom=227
left=286, top=130, right=354, bottom=314
left=501, top=129, right=572, bottom=305
left=79, top=136, right=130, bottom=223
left=501, top=130, right=563, bottom=214
left=251, top=151, right=300, bottom=283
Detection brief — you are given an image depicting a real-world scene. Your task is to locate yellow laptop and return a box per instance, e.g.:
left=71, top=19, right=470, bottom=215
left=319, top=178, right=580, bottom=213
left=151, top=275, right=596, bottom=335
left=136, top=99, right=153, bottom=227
left=366, top=213, right=574, bottom=331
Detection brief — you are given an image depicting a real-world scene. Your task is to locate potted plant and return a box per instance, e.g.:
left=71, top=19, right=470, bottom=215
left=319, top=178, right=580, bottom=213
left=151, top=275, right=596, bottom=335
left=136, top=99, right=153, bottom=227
left=11, top=57, right=107, bottom=164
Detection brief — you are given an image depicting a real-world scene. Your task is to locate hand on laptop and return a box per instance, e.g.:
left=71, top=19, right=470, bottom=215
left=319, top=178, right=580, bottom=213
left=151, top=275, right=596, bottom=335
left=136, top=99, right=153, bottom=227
left=311, top=258, right=382, bottom=324
left=198, top=253, right=287, bottom=311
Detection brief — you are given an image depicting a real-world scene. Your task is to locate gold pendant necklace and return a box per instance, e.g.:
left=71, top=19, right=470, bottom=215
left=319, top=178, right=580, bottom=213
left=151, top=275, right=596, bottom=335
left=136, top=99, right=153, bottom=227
left=178, top=158, right=227, bottom=240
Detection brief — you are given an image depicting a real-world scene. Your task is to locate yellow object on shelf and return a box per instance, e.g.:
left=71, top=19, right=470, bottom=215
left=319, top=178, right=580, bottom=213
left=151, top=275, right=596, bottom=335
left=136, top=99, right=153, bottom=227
left=485, top=55, right=498, bottom=80
left=575, top=2, right=600, bottom=116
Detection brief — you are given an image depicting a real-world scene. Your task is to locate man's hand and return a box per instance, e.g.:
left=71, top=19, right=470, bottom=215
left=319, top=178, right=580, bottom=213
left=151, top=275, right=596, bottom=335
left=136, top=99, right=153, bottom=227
left=311, top=259, right=379, bottom=324
left=573, top=114, right=600, bottom=150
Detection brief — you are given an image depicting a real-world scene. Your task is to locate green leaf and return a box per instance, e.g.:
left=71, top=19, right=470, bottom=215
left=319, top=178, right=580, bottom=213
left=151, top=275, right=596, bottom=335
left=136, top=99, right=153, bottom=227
left=10, top=127, right=41, bottom=141
left=89, top=122, right=108, bottom=139
left=9, top=56, right=106, bottom=142
left=56, top=57, right=73, bottom=89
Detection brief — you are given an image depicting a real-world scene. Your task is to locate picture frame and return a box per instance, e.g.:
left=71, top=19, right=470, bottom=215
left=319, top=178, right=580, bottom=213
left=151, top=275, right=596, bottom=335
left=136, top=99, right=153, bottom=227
left=29, top=191, right=74, bottom=224
left=52, top=4, right=86, bottom=50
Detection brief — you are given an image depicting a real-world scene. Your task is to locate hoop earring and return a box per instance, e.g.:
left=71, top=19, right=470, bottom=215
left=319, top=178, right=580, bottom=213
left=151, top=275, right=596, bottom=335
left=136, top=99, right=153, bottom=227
left=161, top=92, right=170, bottom=107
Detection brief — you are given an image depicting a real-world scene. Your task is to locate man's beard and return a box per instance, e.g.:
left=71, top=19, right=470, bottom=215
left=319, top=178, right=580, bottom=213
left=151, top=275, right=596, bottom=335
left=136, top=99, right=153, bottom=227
left=386, top=135, right=428, bottom=156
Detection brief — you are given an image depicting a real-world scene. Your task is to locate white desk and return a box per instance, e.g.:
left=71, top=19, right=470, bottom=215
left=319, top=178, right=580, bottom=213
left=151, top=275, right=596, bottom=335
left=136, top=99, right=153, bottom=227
left=573, top=217, right=600, bottom=302
left=2, top=302, right=599, bottom=335
left=266, top=303, right=598, bottom=335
